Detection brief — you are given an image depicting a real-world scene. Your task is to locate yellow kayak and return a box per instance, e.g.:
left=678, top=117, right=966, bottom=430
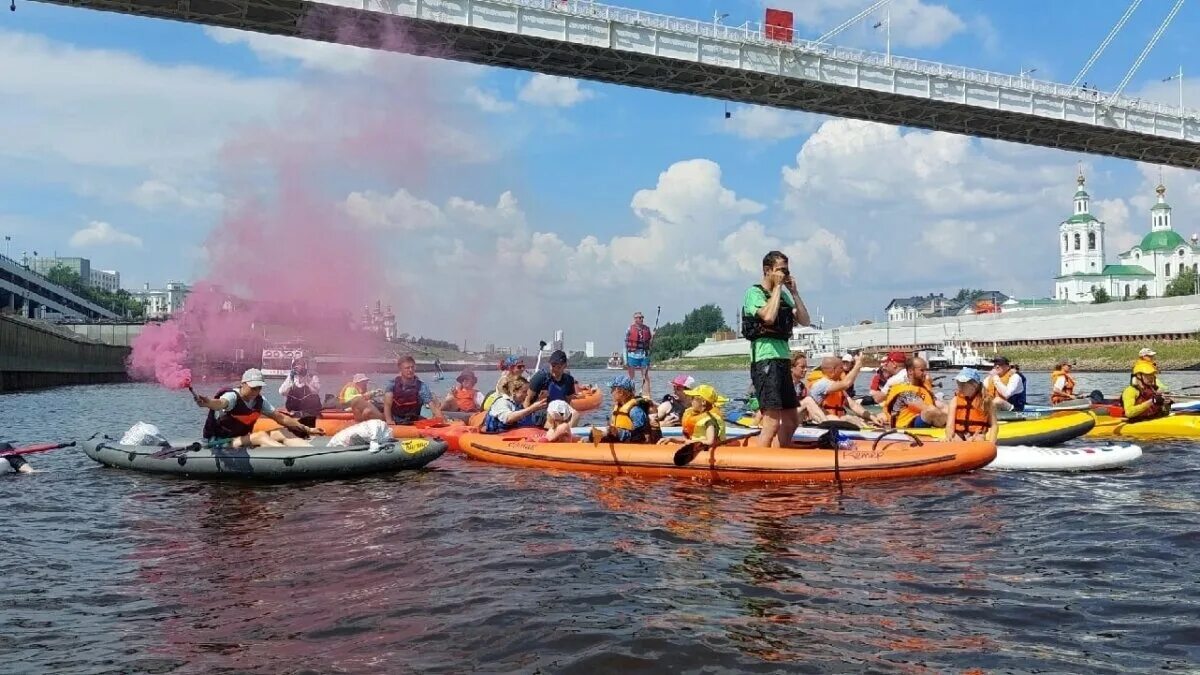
left=902, top=411, right=1095, bottom=447
left=731, top=412, right=1095, bottom=447
left=1087, top=413, right=1200, bottom=440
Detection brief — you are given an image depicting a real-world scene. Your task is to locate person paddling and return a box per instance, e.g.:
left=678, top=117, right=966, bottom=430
left=595, top=375, right=659, bottom=443
left=279, top=357, right=322, bottom=427
left=0, top=442, right=33, bottom=474
left=624, top=311, right=654, bottom=399
left=984, top=356, right=1026, bottom=412
left=1123, top=360, right=1172, bottom=421
left=195, top=368, right=322, bottom=447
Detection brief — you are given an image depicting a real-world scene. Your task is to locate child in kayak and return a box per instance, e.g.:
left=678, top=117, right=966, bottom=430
left=483, top=377, right=547, bottom=433
left=681, top=385, right=728, bottom=448
left=542, top=400, right=579, bottom=442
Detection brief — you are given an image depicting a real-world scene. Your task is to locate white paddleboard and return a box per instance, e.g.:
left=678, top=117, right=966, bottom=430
left=985, top=444, right=1141, bottom=472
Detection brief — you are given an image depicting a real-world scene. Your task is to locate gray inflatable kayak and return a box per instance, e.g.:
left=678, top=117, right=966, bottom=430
left=82, top=436, right=446, bottom=480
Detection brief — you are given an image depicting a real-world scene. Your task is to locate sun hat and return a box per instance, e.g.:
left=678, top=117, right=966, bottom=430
left=548, top=400, right=574, bottom=419
left=954, top=367, right=982, bottom=384
left=456, top=369, right=477, bottom=384
left=352, top=373, right=370, bottom=383
left=1139, top=347, right=1157, bottom=357
left=671, top=375, right=695, bottom=389
left=684, top=384, right=729, bottom=406
left=609, top=375, right=635, bottom=391
left=241, top=368, right=266, bottom=388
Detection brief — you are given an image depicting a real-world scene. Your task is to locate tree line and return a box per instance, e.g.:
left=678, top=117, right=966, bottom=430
left=43, top=265, right=145, bottom=318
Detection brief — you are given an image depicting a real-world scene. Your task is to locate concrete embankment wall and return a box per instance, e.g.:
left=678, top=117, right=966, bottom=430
left=688, top=295, right=1200, bottom=358
left=0, top=314, right=130, bottom=392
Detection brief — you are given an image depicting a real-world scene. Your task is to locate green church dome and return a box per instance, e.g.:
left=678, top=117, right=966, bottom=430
left=1137, top=229, right=1187, bottom=252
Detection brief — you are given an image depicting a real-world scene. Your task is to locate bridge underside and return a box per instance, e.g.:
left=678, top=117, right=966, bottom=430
left=27, top=0, right=1200, bottom=168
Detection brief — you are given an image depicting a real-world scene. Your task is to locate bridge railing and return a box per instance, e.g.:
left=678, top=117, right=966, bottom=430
left=382, top=0, right=1193, bottom=119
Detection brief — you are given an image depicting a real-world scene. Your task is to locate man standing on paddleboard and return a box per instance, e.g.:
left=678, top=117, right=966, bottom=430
left=741, top=250, right=811, bottom=448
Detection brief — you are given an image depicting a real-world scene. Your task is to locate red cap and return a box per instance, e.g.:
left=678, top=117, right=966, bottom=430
left=886, top=351, right=907, bottom=363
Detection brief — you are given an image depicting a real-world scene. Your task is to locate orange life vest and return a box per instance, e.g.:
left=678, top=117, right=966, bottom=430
left=1050, top=370, right=1076, bottom=404
left=816, top=378, right=847, bottom=417
left=884, top=383, right=934, bottom=428
left=452, top=385, right=480, bottom=412
left=952, top=393, right=990, bottom=439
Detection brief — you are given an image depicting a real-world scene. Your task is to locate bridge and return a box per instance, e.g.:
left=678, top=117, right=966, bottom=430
left=0, top=254, right=120, bottom=320
left=26, top=0, right=1200, bottom=168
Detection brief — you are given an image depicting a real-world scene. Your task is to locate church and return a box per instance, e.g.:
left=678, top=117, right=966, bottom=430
left=1054, top=171, right=1199, bottom=302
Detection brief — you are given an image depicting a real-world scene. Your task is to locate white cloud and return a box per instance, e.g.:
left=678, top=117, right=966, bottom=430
left=343, top=188, right=448, bottom=230
left=1094, top=197, right=1137, bottom=252
left=762, top=0, right=965, bottom=49
left=720, top=105, right=824, bottom=140
left=203, top=27, right=374, bottom=73
left=464, top=86, right=515, bottom=113
left=69, top=221, right=143, bottom=248
left=130, top=179, right=224, bottom=212
left=518, top=74, right=595, bottom=108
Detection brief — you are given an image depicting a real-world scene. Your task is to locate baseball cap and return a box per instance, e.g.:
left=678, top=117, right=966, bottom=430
left=548, top=400, right=574, bottom=419
left=241, top=368, right=266, bottom=388
left=1139, top=347, right=1157, bottom=357
left=886, top=351, right=907, bottom=363
left=353, top=373, right=370, bottom=383
left=954, top=367, right=983, bottom=384
left=502, top=355, right=526, bottom=368
left=684, top=384, right=729, bottom=406
left=456, top=369, right=476, bottom=384
left=841, top=353, right=853, bottom=362
left=992, top=356, right=1010, bottom=366
left=671, top=374, right=696, bottom=389
left=549, top=350, right=568, bottom=365
left=609, top=375, right=635, bottom=391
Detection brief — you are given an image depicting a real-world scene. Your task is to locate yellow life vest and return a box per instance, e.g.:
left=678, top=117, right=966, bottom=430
left=339, top=382, right=365, bottom=405
left=610, top=398, right=654, bottom=442
left=884, top=383, right=934, bottom=428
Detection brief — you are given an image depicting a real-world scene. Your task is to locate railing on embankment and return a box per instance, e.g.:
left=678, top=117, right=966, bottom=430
left=0, top=314, right=130, bottom=392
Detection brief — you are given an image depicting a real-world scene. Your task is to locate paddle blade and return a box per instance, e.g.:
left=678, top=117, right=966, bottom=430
left=672, top=442, right=704, bottom=467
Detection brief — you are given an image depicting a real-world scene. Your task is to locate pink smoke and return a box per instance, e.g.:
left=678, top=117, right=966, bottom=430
left=128, top=16, right=456, bottom=388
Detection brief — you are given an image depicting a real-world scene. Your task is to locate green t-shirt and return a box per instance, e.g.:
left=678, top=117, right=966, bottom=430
left=742, top=285, right=795, bottom=361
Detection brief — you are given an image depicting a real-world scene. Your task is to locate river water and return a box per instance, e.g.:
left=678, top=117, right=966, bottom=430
left=2, top=369, right=1198, bottom=673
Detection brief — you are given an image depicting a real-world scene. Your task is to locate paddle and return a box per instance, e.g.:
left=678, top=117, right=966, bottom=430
left=673, top=429, right=761, bottom=467
left=0, top=441, right=76, bottom=458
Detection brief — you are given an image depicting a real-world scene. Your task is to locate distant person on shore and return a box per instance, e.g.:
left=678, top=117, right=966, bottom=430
left=279, top=358, right=322, bottom=427
left=384, top=356, right=440, bottom=425
left=869, top=351, right=907, bottom=403
left=0, top=443, right=33, bottom=474
left=1123, top=360, right=1172, bottom=421
left=985, top=356, right=1026, bottom=412
left=742, top=250, right=811, bottom=446
left=624, top=311, right=654, bottom=399
left=195, top=368, right=322, bottom=447
left=339, top=373, right=384, bottom=421
left=883, top=357, right=947, bottom=429
left=789, top=352, right=827, bottom=424
left=443, top=369, right=484, bottom=413
left=1050, top=361, right=1076, bottom=404
left=809, top=355, right=882, bottom=426
left=483, top=377, right=546, bottom=433
left=945, top=368, right=998, bottom=441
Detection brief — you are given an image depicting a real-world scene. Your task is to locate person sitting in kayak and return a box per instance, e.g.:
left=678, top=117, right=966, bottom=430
left=944, top=368, right=998, bottom=441
left=526, top=350, right=578, bottom=409
left=339, top=373, right=384, bottom=422
left=655, top=374, right=695, bottom=426
left=1050, top=361, right=1076, bottom=405
left=542, top=399, right=579, bottom=442
left=279, top=357, right=322, bottom=427
left=808, top=355, right=882, bottom=426
left=385, top=356, right=440, bottom=425
left=494, top=355, right=527, bottom=395
left=195, top=369, right=322, bottom=447
left=869, top=351, right=907, bottom=404
left=483, top=377, right=547, bottom=433
left=883, top=357, right=948, bottom=429
left=443, top=369, right=484, bottom=413
left=0, top=442, right=33, bottom=474
left=595, top=376, right=659, bottom=443
left=789, top=352, right=827, bottom=424
left=984, top=356, right=1026, bottom=412
left=680, top=384, right=727, bottom=448
left=1123, top=360, right=1173, bottom=422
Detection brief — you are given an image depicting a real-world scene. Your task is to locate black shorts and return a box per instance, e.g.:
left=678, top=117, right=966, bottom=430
left=3, top=454, right=28, bottom=471
left=751, top=358, right=799, bottom=411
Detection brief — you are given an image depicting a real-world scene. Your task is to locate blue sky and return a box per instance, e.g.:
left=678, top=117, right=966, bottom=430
left=2, top=0, right=1198, bottom=347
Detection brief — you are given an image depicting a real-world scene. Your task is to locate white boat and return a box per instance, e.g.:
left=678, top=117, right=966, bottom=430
left=606, top=352, right=624, bottom=370
left=922, top=338, right=993, bottom=370
left=261, top=344, right=308, bottom=379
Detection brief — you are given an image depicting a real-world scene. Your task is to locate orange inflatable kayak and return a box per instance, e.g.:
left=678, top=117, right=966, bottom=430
left=569, top=386, right=603, bottom=412
left=457, top=432, right=996, bottom=483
